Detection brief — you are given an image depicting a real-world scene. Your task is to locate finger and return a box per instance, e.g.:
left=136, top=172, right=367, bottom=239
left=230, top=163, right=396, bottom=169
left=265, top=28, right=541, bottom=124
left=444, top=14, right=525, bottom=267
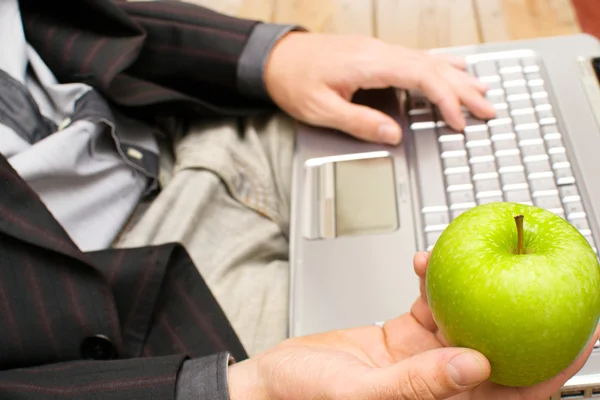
left=416, top=73, right=466, bottom=131
left=413, top=251, right=429, bottom=282
left=410, top=297, right=437, bottom=333
left=513, top=325, right=600, bottom=399
left=316, top=90, right=402, bottom=145
left=466, top=75, right=490, bottom=93
left=431, top=53, right=467, bottom=70
left=365, top=347, right=490, bottom=400
left=458, top=85, right=496, bottom=121
left=445, top=69, right=496, bottom=120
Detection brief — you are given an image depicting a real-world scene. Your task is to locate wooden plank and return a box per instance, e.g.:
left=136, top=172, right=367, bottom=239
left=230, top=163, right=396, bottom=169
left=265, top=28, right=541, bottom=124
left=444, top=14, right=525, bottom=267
left=272, top=0, right=373, bottom=36
left=179, top=0, right=274, bottom=21
left=375, top=0, right=480, bottom=49
left=272, top=0, right=336, bottom=32
left=239, top=0, right=275, bottom=21
left=178, top=0, right=241, bottom=16
left=473, top=0, right=510, bottom=42
left=476, top=0, right=581, bottom=43
left=324, top=0, right=374, bottom=37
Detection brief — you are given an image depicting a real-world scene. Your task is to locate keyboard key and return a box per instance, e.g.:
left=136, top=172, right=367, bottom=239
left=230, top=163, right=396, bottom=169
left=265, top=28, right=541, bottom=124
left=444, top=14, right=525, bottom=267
left=489, top=123, right=513, bottom=137
left=523, top=154, right=549, bottom=164
left=565, top=201, right=586, bottom=220
left=530, top=177, right=556, bottom=193
left=523, top=64, right=540, bottom=74
left=501, top=171, right=527, bottom=186
left=570, top=218, right=591, bottom=235
left=471, top=161, right=497, bottom=176
left=559, top=185, right=581, bottom=203
left=498, top=58, right=521, bottom=68
left=550, top=152, right=569, bottom=166
left=505, top=84, right=529, bottom=97
left=518, top=138, right=544, bottom=147
left=446, top=172, right=472, bottom=187
left=493, top=136, right=519, bottom=152
left=426, top=231, right=442, bottom=249
left=531, top=91, right=549, bottom=106
left=513, top=112, right=538, bottom=126
left=443, top=155, right=469, bottom=169
left=485, top=89, right=506, bottom=104
left=545, top=138, right=564, bottom=152
left=528, top=79, right=545, bottom=89
left=441, top=140, right=466, bottom=153
left=475, top=179, right=502, bottom=193
left=424, top=212, right=450, bottom=228
left=504, top=182, right=529, bottom=192
left=509, top=98, right=533, bottom=110
left=466, top=139, right=492, bottom=149
left=525, top=159, right=552, bottom=174
left=515, top=125, right=542, bottom=141
left=533, top=194, right=563, bottom=211
left=539, top=117, right=557, bottom=126
left=478, top=195, right=504, bottom=205
left=520, top=144, right=547, bottom=158
left=542, top=124, right=560, bottom=136
left=475, top=61, right=498, bottom=77
left=554, top=166, right=575, bottom=186
left=449, top=190, right=476, bottom=206
left=532, top=188, right=559, bottom=199
left=450, top=209, right=466, bottom=220
left=502, top=71, right=525, bottom=82
left=505, top=190, right=532, bottom=203
left=526, top=72, right=542, bottom=81
left=498, top=165, right=524, bottom=174
left=464, top=128, right=489, bottom=142
left=494, top=108, right=510, bottom=119
left=499, top=65, right=523, bottom=75
left=468, top=145, right=494, bottom=158
left=497, top=154, right=522, bottom=168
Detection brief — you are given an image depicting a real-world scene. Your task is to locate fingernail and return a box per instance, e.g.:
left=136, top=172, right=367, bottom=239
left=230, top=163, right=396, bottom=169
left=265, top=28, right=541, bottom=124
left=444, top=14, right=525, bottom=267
left=447, top=352, right=487, bottom=386
left=377, top=123, right=401, bottom=145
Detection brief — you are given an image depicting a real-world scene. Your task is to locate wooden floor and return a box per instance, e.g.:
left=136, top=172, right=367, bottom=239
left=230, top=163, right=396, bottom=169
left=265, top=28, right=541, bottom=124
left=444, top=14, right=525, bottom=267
left=185, top=0, right=581, bottom=48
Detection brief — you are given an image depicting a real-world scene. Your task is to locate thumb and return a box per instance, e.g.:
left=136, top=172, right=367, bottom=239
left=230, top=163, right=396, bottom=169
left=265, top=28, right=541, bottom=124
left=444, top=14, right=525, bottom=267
left=317, top=90, right=402, bottom=145
left=367, top=348, right=490, bottom=400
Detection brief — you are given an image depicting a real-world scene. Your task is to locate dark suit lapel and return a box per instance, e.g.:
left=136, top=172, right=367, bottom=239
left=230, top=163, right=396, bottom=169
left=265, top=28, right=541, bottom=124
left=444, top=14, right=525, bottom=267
left=0, top=154, right=95, bottom=267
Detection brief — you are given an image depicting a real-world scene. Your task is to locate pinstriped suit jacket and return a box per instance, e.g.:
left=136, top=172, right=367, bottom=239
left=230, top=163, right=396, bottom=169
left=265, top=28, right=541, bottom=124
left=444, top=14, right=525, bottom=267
left=0, top=0, right=278, bottom=398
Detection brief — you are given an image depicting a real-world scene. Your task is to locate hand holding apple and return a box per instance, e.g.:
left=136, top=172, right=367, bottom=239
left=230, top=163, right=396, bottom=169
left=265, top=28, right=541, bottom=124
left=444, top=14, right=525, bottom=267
left=427, top=202, right=600, bottom=387
left=227, top=250, right=600, bottom=400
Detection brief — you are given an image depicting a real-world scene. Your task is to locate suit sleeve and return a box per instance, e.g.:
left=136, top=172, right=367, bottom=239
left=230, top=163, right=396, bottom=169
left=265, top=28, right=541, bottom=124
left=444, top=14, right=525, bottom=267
left=18, top=0, right=303, bottom=118
left=0, top=354, right=236, bottom=399
left=0, top=355, right=187, bottom=399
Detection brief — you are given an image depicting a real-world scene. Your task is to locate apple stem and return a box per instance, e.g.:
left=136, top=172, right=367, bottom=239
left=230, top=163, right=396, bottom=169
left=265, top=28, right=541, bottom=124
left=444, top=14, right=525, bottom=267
left=514, top=214, right=524, bottom=255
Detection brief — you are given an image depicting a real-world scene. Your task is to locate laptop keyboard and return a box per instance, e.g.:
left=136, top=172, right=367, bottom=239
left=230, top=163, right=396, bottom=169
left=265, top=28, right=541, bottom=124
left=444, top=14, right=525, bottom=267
left=410, top=50, right=598, bottom=255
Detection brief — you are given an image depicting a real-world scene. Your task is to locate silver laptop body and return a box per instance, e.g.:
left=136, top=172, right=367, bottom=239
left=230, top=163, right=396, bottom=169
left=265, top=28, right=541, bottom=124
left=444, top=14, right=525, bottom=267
left=289, top=34, right=600, bottom=398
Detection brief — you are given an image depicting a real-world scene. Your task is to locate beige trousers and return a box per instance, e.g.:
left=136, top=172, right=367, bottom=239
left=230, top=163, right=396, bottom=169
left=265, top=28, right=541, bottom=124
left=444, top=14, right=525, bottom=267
left=115, top=113, right=295, bottom=356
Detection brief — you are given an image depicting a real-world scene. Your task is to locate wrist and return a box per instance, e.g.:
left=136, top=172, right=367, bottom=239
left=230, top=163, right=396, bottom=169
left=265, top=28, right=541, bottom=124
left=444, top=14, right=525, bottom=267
left=264, top=31, right=308, bottom=101
left=227, top=360, right=266, bottom=400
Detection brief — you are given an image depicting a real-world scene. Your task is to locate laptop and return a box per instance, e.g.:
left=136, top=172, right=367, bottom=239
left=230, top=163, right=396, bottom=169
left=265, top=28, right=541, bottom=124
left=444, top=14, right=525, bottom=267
left=288, top=34, right=600, bottom=398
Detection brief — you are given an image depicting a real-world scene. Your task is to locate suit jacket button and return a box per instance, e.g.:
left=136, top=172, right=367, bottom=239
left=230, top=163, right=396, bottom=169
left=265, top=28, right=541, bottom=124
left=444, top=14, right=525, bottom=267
left=81, top=335, right=117, bottom=360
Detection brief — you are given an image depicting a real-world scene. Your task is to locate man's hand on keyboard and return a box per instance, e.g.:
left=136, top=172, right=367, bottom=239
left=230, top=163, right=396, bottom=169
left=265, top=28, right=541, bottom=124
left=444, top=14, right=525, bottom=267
left=228, top=252, right=599, bottom=400
left=265, top=32, right=497, bottom=145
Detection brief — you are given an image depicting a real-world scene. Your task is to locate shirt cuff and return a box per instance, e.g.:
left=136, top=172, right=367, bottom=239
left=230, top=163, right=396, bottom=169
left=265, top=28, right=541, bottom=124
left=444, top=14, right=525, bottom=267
left=175, top=352, right=234, bottom=400
left=237, top=23, right=307, bottom=101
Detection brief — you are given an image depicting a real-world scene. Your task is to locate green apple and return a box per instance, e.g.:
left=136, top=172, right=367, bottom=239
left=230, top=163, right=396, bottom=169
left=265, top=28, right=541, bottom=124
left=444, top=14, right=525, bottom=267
left=426, top=202, right=600, bottom=387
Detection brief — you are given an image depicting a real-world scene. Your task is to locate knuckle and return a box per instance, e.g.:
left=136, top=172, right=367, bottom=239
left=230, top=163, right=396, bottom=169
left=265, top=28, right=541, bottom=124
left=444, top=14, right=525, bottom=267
left=400, top=368, right=443, bottom=400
